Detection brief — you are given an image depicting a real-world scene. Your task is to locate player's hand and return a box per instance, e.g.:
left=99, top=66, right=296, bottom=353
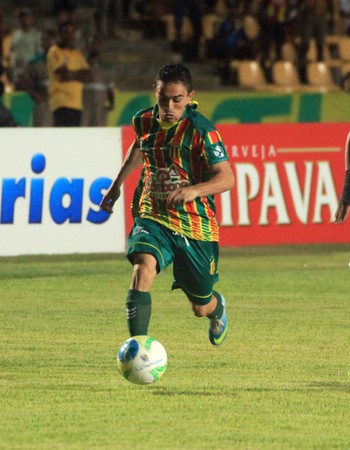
left=333, top=202, right=350, bottom=223
left=166, top=186, right=198, bottom=206
left=100, top=187, right=121, bottom=214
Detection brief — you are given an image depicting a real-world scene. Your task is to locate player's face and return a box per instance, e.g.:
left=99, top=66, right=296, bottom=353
left=155, top=81, right=194, bottom=123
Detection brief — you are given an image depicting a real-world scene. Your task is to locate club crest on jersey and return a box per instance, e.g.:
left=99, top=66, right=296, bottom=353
left=213, top=145, right=225, bottom=158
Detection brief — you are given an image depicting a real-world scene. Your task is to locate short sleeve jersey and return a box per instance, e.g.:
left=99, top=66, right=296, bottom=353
left=47, top=44, right=89, bottom=111
left=131, top=103, right=229, bottom=242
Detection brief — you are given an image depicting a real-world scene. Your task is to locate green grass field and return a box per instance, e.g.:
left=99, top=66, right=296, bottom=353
left=1, top=244, right=350, bottom=450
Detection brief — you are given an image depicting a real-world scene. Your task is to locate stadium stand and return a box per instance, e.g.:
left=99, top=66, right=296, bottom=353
left=1, top=0, right=350, bottom=93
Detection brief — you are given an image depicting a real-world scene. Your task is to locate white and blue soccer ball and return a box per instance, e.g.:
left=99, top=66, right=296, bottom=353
left=117, top=335, right=168, bottom=385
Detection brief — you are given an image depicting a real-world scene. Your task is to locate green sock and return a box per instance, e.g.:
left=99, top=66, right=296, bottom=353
left=125, top=289, right=152, bottom=336
left=207, top=290, right=224, bottom=320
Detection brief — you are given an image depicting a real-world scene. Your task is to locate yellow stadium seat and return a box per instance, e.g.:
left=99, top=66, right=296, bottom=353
left=306, top=62, right=340, bottom=91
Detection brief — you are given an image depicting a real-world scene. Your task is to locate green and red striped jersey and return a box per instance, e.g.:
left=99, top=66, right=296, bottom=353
left=131, top=103, right=228, bottom=242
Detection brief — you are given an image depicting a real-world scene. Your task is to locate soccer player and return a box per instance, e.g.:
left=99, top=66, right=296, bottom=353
left=100, top=62, right=234, bottom=345
left=334, top=131, right=350, bottom=223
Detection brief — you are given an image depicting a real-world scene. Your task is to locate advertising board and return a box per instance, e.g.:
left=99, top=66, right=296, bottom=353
left=122, top=123, right=350, bottom=247
left=1, top=123, right=348, bottom=256
left=0, top=128, right=125, bottom=256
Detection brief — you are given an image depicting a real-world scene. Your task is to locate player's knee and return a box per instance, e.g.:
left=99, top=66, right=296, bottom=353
left=133, top=263, right=156, bottom=279
left=131, top=261, right=157, bottom=290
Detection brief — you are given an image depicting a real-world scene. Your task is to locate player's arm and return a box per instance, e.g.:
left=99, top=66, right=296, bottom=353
left=167, top=160, right=234, bottom=206
left=333, top=131, right=350, bottom=223
left=100, top=139, right=142, bottom=214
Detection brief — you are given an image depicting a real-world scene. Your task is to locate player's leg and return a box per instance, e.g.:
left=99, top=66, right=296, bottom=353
left=126, top=252, right=157, bottom=337
left=206, top=290, right=227, bottom=346
left=126, top=217, right=174, bottom=336
left=191, top=289, right=227, bottom=347
left=172, top=238, right=228, bottom=345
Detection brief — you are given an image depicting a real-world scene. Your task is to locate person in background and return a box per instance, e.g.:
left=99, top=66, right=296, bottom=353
left=211, top=3, right=257, bottom=85
left=339, top=0, right=350, bottom=36
left=47, top=20, right=92, bottom=127
left=93, top=0, right=119, bottom=39
left=334, top=131, right=350, bottom=224
left=10, top=7, right=42, bottom=84
left=298, top=0, right=328, bottom=82
left=82, top=35, right=115, bottom=127
left=257, top=0, right=289, bottom=81
left=52, top=0, right=80, bottom=25
left=285, top=0, right=301, bottom=43
left=0, top=79, right=18, bottom=126
left=172, top=0, right=203, bottom=62
left=0, top=10, right=12, bottom=92
left=100, top=61, right=234, bottom=346
left=16, top=30, right=56, bottom=127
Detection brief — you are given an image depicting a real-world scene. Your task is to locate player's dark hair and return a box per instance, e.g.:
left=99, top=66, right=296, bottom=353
left=155, top=62, right=193, bottom=92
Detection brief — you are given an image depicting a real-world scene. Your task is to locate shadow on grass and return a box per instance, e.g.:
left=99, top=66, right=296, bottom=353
left=307, top=381, right=350, bottom=392
left=151, top=381, right=350, bottom=396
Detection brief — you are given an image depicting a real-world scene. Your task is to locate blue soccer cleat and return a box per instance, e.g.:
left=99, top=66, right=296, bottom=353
left=208, top=295, right=228, bottom=346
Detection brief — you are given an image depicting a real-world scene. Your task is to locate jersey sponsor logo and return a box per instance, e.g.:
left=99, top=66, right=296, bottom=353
left=146, top=164, right=190, bottom=200
left=213, top=145, right=225, bottom=159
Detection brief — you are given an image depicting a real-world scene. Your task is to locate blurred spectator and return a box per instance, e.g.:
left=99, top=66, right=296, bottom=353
left=0, top=10, right=12, bottom=92
left=16, top=30, right=56, bottom=127
left=94, top=0, right=119, bottom=38
left=257, top=0, right=289, bottom=79
left=0, top=80, right=18, bottom=126
left=172, top=0, right=203, bottom=62
left=52, top=1, right=85, bottom=50
left=10, top=7, right=42, bottom=84
left=47, top=20, right=92, bottom=127
left=285, top=0, right=301, bottom=43
left=298, top=0, right=328, bottom=82
left=82, top=35, right=115, bottom=127
left=340, top=0, right=350, bottom=36
left=211, top=4, right=257, bottom=84
left=203, top=0, right=219, bottom=13
left=299, top=0, right=328, bottom=61
left=52, top=0, right=80, bottom=24
left=132, top=0, right=168, bottom=38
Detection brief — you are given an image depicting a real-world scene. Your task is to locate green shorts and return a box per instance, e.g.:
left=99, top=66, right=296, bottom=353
left=127, top=217, right=219, bottom=305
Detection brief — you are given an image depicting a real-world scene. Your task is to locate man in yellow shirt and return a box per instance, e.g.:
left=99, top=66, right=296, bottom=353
left=47, top=20, right=91, bottom=126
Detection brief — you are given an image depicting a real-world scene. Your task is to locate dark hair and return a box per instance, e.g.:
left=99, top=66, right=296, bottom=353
left=58, top=20, right=74, bottom=34
left=155, top=62, right=193, bottom=92
left=43, top=29, right=57, bottom=39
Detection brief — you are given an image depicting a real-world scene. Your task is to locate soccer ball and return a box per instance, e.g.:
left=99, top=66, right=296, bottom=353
left=117, top=335, right=168, bottom=385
